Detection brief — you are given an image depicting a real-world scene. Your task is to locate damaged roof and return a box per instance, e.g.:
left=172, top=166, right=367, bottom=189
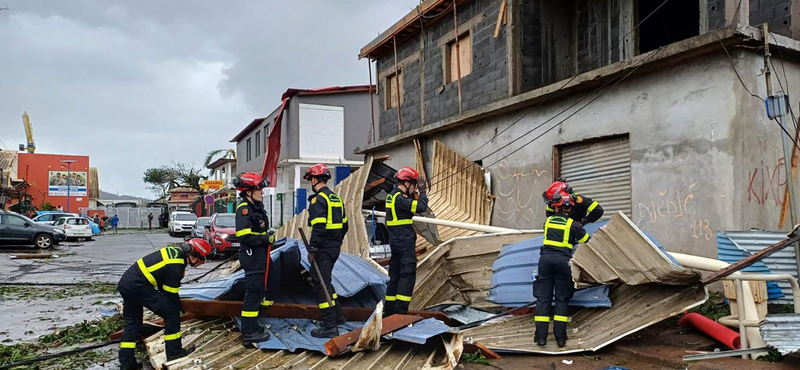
left=760, top=314, right=800, bottom=355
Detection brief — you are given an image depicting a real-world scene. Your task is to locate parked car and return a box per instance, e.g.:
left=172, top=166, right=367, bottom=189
left=204, top=213, right=238, bottom=258
left=52, top=217, right=94, bottom=241
left=32, top=212, right=79, bottom=225
left=192, top=217, right=211, bottom=239
left=168, top=212, right=198, bottom=237
left=0, top=210, right=66, bottom=248
left=78, top=216, right=102, bottom=236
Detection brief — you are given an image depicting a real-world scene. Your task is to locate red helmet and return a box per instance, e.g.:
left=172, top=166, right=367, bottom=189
left=544, top=181, right=569, bottom=203
left=303, top=163, right=331, bottom=181
left=551, top=191, right=574, bottom=208
left=396, top=167, right=420, bottom=182
left=185, top=238, right=211, bottom=258
left=233, top=172, right=268, bottom=191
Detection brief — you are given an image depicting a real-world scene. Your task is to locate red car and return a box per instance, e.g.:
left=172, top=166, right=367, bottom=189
left=203, top=213, right=239, bottom=258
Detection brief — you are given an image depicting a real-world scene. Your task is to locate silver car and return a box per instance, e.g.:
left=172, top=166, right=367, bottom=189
left=192, top=217, right=211, bottom=239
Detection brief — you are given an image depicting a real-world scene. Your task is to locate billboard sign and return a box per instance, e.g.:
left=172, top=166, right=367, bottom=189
left=48, top=171, right=88, bottom=196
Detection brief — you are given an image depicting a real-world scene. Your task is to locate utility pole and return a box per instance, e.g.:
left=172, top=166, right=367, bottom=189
left=763, top=23, right=800, bottom=278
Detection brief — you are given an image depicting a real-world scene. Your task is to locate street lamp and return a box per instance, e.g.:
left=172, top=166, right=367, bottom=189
left=60, top=159, right=77, bottom=213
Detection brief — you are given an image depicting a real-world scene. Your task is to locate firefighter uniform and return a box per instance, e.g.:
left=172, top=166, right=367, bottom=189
left=534, top=214, right=590, bottom=344
left=545, top=194, right=603, bottom=224
left=384, top=187, right=428, bottom=315
left=118, top=246, right=187, bottom=368
left=235, top=199, right=275, bottom=337
left=307, top=186, right=349, bottom=329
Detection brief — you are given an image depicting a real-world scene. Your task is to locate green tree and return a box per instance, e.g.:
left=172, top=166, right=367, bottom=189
left=173, top=163, right=208, bottom=216
left=203, top=149, right=236, bottom=177
left=143, top=166, right=178, bottom=200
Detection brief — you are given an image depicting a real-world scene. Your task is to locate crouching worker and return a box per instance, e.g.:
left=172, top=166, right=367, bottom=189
left=534, top=191, right=589, bottom=348
left=117, top=238, right=210, bottom=370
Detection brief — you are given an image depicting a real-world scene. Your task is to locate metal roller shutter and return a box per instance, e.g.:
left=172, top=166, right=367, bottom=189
left=559, top=135, right=631, bottom=219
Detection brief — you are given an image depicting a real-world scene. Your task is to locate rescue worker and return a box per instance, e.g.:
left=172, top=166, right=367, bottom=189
left=232, top=172, right=275, bottom=347
left=383, top=167, right=428, bottom=316
left=534, top=191, right=590, bottom=347
left=117, top=238, right=210, bottom=370
left=303, top=164, right=349, bottom=337
left=542, top=178, right=604, bottom=225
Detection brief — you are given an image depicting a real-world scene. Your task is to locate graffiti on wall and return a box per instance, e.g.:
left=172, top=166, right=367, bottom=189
left=494, top=160, right=549, bottom=228
left=748, top=158, right=786, bottom=205
left=636, top=182, right=712, bottom=241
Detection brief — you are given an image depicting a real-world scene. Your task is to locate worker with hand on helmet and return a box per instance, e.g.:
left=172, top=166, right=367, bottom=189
left=232, top=172, right=275, bottom=347
left=535, top=191, right=590, bottom=348
left=304, top=163, right=349, bottom=337
left=384, top=167, right=428, bottom=316
left=542, top=178, right=603, bottom=226
left=117, top=238, right=211, bottom=370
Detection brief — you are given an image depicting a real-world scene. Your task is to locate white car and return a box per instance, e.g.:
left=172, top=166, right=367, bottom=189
left=168, top=212, right=198, bottom=237
left=52, top=216, right=94, bottom=241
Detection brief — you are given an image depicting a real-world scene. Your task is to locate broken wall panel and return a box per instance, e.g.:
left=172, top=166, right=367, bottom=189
left=275, top=156, right=374, bottom=258
left=463, top=284, right=707, bottom=354
left=570, top=212, right=701, bottom=287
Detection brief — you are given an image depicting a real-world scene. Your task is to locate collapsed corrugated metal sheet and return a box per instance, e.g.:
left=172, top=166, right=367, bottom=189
left=570, top=212, right=700, bottom=287
left=717, top=232, right=785, bottom=301
left=385, top=318, right=457, bottom=344
left=721, top=230, right=798, bottom=304
left=463, top=284, right=707, bottom=354
left=463, top=213, right=707, bottom=354
left=760, top=314, right=800, bottom=355
left=145, top=318, right=460, bottom=370
left=415, top=140, right=494, bottom=252
left=275, top=156, right=374, bottom=258
left=412, top=232, right=537, bottom=311
left=426, top=304, right=495, bottom=325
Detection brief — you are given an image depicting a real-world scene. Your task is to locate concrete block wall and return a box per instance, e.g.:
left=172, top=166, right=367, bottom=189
left=750, top=0, right=793, bottom=37
left=375, top=0, right=508, bottom=140
left=576, top=0, right=622, bottom=73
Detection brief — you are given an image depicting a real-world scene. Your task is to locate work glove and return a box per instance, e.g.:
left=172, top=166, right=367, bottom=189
left=417, top=177, right=427, bottom=193
left=580, top=218, right=589, bottom=226
left=308, top=251, right=315, bottom=264
left=268, top=228, right=276, bottom=244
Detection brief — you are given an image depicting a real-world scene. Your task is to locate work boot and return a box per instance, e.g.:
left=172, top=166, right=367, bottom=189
left=536, top=338, right=546, bottom=346
left=335, top=304, right=346, bottom=325
left=310, top=324, right=339, bottom=338
left=241, top=326, right=271, bottom=347
left=121, top=362, right=143, bottom=370
left=557, top=339, right=567, bottom=348
left=166, top=345, right=195, bottom=361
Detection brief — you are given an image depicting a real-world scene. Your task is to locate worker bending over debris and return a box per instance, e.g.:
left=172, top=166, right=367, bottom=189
left=383, top=167, right=428, bottom=316
left=543, top=178, right=604, bottom=225
left=117, top=238, right=210, bottom=370
left=305, top=163, right=349, bottom=337
left=535, top=191, right=590, bottom=347
left=233, top=172, right=276, bottom=347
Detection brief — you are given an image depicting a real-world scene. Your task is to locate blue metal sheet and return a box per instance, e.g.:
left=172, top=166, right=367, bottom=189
left=385, top=318, right=456, bottom=345
left=425, top=304, right=495, bottom=325
left=716, top=233, right=784, bottom=301
left=229, top=317, right=364, bottom=353
left=487, top=220, right=673, bottom=308
left=721, top=231, right=796, bottom=304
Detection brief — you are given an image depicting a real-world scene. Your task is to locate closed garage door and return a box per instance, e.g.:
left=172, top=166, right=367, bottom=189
left=558, top=135, right=631, bottom=219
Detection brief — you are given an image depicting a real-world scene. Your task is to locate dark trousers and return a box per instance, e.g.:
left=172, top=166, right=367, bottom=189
left=310, top=248, right=341, bottom=328
left=534, top=253, right=574, bottom=342
left=118, top=284, right=181, bottom=369
left=239, top=245, right=273, bottom=335
left=384, top=244, right=416, bottom=315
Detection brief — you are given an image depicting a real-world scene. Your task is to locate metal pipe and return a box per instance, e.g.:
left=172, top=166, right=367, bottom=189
left=363, top=210, right=542, bottom=234
left=718, top=315, right=761, bottom=327
left=735, top=279, right=749, bottom=359
left=724, top=274, right=800, bottom=314
left=393, top=35, right=402, bottom=132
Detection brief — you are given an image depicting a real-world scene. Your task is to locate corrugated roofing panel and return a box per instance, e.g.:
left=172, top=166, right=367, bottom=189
left=722, top=230, right=798, bottom=304
left=760, top=314, right=800, bottom=355
left=716, top=233, right=784, bottom=301
left=385, top=318, right=456, bottom=345
left=426, top=304, right=495, bottom=325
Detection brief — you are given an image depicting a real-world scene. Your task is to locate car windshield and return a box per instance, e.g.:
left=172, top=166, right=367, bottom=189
left=215, top=214, right=235, bottom=228
left=196, top=218, right=211, bottom=226
left=175, top=214, right=197, bottom=221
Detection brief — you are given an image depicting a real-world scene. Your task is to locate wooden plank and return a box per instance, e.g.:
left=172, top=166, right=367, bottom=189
left=325, top=315, right=422, bottom=356
left=181, top=299, right=455, bottom=325
left=702, top=230, right=800, bottom=284
left=493, top=0, right=507, bottom=38
left=10, top=253, right=54, bottom=259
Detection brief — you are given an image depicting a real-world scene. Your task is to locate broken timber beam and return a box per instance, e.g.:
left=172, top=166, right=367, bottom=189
left=463, top=342, right=501, bottom=360
left=324, top=314, right=422, bottom=356
left=702, top=226, right=800, bottom=284
left=181, top=299, right=455, bottom=325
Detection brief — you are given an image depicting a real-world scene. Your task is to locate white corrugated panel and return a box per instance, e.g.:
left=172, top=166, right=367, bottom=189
left=560, top=136, right=631, bottom=219
left=724, top=230, right=799, bottom=304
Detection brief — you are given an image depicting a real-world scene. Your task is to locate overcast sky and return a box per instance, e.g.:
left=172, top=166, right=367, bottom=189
left=0, top=1, right=416, bottom=198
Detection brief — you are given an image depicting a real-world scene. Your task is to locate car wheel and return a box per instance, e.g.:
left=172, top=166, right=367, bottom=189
left=35, top=234, right=53, bottom=249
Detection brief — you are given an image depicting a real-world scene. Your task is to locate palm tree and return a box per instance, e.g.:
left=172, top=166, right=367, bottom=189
left=204, top=149, right=236, bottom=176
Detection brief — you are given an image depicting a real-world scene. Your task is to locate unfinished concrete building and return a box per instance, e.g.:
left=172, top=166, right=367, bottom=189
left=358, top=0, right=800, bottom=259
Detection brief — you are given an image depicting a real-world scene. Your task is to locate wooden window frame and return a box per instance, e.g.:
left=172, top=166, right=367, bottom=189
left=445, top=32, right=472, bottom=84
left=385, top=70, right=403, bottom=109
